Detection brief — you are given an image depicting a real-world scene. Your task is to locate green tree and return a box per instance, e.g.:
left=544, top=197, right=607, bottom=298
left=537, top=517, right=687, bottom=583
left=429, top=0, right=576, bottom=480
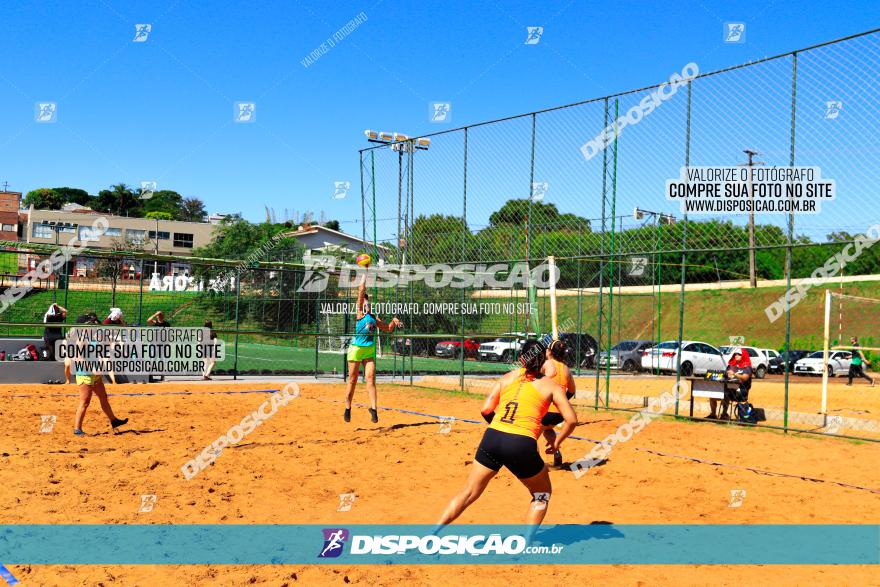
left=23, top=188, right=65, bottom=210
left=194, top=216, right=293, bottom=260
left=96, top=238, right=148, bottom=306
left=489, top=199, right=591, bottom=232
left=143, top=190, right=184, bottom=219
left=94, top=183, right=142, bottom=217
left=145, top=211, right=174, bottom=220
left=323, top=219, right=340, bottom=231
left=180, top=197, right=207, bottom=222
left=410, top=214, right=469, bottom=263
left=53, top=187, right=92, bottom=206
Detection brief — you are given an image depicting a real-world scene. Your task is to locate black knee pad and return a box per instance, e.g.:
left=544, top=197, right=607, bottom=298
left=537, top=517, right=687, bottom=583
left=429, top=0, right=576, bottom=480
left=531, top=492, right=551, bottom=510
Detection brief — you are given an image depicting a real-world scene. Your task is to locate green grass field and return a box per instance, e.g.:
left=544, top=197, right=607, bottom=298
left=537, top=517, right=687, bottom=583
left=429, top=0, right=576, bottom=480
left=4, top=278, right=880, bottom=372
left=548, top=280, right=880, bottom=351
left=222, top=341, right=509, bottom=374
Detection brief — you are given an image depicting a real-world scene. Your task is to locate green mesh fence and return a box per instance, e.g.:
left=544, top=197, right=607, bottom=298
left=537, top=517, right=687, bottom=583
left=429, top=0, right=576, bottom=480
left=354, top=30, right=880, bottom=440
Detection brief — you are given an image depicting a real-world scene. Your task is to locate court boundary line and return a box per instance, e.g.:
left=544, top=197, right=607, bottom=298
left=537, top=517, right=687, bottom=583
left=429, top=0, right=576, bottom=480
left=7, top=389, right=281, bottom=399
left=0, top=564, right=18, bottom=585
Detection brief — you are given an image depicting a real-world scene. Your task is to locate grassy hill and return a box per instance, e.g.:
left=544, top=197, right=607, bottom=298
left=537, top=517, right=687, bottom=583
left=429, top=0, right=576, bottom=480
left=542, top=280, right=880, bottom=351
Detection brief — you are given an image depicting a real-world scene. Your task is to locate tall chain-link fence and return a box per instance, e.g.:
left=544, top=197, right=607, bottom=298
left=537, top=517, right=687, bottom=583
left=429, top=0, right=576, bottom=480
left=357, top=30, right=880, bottom=441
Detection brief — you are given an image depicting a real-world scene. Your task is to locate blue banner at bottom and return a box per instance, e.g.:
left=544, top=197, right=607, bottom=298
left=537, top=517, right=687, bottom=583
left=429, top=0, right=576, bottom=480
left=0, top=525, right=877, bottom=565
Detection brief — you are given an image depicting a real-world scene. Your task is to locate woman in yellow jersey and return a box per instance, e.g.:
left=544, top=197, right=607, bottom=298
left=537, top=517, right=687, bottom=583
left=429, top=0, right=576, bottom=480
left=71, top=314, right=128, bottom=436
left=437, top=340, right=577, bottom=528
left=541, top=340, right=577, bottom=467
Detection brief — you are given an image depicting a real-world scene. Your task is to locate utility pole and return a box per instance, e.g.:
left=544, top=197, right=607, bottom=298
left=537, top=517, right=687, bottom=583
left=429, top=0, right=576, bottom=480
left=741, top=148, right=764, bottom=288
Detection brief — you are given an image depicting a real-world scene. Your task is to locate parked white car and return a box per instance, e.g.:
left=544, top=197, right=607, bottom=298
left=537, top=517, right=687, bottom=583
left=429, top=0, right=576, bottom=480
left=794, top=350, right=852, bottom=377
left=478, top=332, right=535, bottom=362
left=719, top=346, right=770, bottom=379
left=641, top=340, right=726, bottom=376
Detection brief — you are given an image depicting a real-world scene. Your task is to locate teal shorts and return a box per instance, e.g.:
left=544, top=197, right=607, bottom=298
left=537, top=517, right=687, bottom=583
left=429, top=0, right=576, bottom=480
left=347, top=344, right=376, bottom=363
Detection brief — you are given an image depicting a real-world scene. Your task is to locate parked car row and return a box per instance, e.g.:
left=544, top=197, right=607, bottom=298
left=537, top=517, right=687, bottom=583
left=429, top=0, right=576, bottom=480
left=598, top=340, right=655, bottom=372
left=477, top=332, right=598, bottom=368
left=392, top=332, right=852, bottom=378
left=635, top=341, right=855, bottom=378
left=387, top=331, right=600, bottom=367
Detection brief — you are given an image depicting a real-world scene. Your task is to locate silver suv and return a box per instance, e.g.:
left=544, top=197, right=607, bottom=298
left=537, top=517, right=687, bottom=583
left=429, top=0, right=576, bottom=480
left=597, top=340, right=655, bottom=372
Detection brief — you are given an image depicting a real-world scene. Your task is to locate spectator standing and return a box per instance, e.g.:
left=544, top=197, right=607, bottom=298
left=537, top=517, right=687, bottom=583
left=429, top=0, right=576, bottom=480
left=203, top=320, right=217, bottom=380
left=847, top=337, right=874, bottom=386
left=42, top=303, right=67, bottom=361
left=147, top=310, right=171, bottom=327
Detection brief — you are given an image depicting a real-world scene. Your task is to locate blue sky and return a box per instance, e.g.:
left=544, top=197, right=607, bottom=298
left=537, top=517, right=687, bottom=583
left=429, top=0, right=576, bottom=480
left=1, top=0, right=878, bottom=240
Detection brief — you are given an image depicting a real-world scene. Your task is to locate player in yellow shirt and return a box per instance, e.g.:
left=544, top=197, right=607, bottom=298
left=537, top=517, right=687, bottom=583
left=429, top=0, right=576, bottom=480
left=436, top=340, right=578, bottom=529
left=541, top=340, right=576, bottom=467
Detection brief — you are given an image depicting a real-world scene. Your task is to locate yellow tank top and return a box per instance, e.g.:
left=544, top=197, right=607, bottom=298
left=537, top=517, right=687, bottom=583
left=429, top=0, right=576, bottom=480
left=546, top=358, right=572, bottom=414
left=489, top=369, right=551, bottom=439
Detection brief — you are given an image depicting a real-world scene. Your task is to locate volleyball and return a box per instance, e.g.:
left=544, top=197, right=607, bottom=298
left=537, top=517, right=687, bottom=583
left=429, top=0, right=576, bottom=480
left=356, top=253, right=372, bottom=267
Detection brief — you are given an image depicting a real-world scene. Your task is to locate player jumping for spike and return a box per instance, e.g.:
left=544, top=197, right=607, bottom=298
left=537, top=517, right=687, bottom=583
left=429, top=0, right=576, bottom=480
left=344, top=263, right=403, bottom=423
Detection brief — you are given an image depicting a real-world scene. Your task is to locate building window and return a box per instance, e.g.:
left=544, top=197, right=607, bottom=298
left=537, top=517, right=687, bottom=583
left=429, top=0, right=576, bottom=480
left=104, top=228, right=122, bottom=237
left=173, top=232, right=194, bottom=248
left=57, top=224, right=76, bottom=233
left=75, top=257, right=97, bottom=278
left=2, top=224, right=15, bottom=232
left=126, top=229, right=146, bottom=244
left=148, top=230, right=170, bottom=240
left=171, top=262, right=191, bottom=275
left=78, top=226, right=102, bottom=242
left=33, top=223, right=53, bottom=238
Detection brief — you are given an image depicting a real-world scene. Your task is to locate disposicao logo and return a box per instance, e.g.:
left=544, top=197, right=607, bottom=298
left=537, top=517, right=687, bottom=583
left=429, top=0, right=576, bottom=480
left=318, top=528, right=349, bottom=558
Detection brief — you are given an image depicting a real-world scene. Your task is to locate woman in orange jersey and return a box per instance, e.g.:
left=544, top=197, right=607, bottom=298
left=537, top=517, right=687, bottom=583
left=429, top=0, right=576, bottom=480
left=541, top=340, right=577, bottom=467
left=437, top=340, right=578, bottom=528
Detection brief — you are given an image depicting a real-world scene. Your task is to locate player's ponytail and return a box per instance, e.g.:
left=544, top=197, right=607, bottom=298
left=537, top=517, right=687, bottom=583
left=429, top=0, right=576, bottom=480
left=549, top=339, right=568, bottom=362
left=519, top=339, right=547, bottom=376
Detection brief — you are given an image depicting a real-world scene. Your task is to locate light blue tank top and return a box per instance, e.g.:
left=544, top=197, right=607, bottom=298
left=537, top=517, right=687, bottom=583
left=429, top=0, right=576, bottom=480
left=352, top=313, right=376, bottom=347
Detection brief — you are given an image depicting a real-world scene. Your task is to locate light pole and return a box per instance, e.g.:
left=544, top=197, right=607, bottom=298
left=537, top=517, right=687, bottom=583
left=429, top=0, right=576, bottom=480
left=154, top=217, right=160, bottom=279
left=364, top=130, right=430, bottom=265
left=634, top=208, right=676, bottom=374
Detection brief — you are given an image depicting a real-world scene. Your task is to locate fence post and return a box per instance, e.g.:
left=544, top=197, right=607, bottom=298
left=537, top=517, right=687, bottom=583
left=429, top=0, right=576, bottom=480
left=408, top=146, right=415, bottom=386
left=525, top=113, right=536, bottom=336
left=595, top=97, right=609, bottom=410
left=460, top=127, right=468, bottom=391
left=314, top=313, right=319, bottom=379
left=674, top=79, right=692, bottom=417
left=62, top=255, right=70, bottom=309
left=233, top=273, right=241, bottom=381
left=783, top=51, right=799, bottom=432
left=137, top=263, right=144, bottom=326
left=604, top=98, right=619, bottom=408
